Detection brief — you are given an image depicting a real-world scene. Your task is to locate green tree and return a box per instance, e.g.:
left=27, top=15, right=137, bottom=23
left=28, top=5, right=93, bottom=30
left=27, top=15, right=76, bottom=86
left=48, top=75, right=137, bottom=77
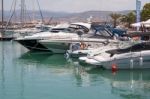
left=120, top=11, right=136, bottom=28
left=141, top=3, right=150, bottom=21
left=109, top=13, right=121, bottom=28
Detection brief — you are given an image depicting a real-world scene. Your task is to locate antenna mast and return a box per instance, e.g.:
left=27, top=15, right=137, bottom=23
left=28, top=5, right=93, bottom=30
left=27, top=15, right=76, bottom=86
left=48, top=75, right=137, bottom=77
left=20, top=0, right=25, bottom=28
left=1, top=0, right=4, bottom=36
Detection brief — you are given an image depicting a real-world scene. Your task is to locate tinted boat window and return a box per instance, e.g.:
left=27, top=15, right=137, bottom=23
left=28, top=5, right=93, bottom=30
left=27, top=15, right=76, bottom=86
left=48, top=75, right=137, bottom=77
left=50, top=28, right=68, bottom=33
left=106, top=42, right=150, bottom=54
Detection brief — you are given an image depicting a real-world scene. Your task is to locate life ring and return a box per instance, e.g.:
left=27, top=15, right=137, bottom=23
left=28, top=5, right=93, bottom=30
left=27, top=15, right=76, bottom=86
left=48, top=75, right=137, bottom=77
left=80, top=42, right=86, bottom=50
left=132, top=36, right=140, bottom=41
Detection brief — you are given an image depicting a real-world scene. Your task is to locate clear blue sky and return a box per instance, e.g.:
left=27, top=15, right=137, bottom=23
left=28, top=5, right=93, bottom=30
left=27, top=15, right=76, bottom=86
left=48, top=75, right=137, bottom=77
left=3, top=0, right=150, bottom=12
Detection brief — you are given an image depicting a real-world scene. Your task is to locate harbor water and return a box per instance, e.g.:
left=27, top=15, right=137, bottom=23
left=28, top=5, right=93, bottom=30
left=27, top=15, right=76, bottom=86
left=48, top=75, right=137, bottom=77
left=0, top=41, right=150, bottom=99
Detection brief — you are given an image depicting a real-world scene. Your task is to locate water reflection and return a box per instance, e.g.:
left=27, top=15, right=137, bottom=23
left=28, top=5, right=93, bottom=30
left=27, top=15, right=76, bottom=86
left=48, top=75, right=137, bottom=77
left=17, top=52, right=75, bottom=77
left=0, top=42, right=5, bottom=98
left=0, top=42, right=150, bottom=99
left=73, top=65, right=91, bottom=87
left=0, top=42, right=27, bottom=99
left=19, top=52, right=66, bottom=65
left=83, top=67, right=150, bottom=99
left=17, top=44, right=150, bottom=99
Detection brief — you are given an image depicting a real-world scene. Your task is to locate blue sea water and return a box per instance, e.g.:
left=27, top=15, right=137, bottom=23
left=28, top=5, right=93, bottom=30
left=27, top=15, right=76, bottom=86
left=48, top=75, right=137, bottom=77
left=0, top=41, right=150, bottom=99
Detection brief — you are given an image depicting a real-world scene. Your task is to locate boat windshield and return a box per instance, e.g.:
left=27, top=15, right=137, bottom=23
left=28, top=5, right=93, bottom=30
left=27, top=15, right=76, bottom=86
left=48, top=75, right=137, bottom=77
left=50, top=28, right=73, bottom=33
left=69, top=24, right=89, bottom=33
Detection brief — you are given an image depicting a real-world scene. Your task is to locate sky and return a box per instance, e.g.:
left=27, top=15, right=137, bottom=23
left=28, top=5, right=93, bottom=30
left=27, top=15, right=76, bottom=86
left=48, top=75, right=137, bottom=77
left=3, top=0, right=150, bottom=13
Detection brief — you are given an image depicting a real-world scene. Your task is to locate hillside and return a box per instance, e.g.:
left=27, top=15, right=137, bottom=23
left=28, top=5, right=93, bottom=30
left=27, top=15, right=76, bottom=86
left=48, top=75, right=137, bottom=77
left=1, top=10, right=132, bottom=23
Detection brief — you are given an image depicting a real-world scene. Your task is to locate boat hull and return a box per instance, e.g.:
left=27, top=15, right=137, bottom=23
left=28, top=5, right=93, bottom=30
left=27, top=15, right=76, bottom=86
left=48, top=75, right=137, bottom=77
left=40, top=41, right=70, bottom=54
left=70, top=53, right=87, bottom=58
left=84, top=50, right=150, bottom=69
left=102, top=56, right=150, bottom=69
left=15, top=39, right=50, bottom=51
left=66, top=50, right=88, bottom=58
left=0, top=37, right=14, bottom=41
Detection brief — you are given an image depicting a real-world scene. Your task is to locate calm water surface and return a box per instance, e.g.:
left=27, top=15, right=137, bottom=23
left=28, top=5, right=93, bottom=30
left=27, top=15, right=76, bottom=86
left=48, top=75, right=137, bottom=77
left=0, top=41, right=150, bottom=99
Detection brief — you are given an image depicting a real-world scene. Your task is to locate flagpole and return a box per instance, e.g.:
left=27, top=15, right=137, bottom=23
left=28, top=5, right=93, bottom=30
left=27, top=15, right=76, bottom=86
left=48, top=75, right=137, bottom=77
left=136, top=0, right=141, bottom=31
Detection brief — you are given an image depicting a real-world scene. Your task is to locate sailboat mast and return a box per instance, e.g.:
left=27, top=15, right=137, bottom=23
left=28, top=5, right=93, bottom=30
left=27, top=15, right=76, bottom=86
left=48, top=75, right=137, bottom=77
left=1, top=0, right=4, bottom=32
left=20, top=0, right=25, bottom=28
left=32, top=0, right=35, bottom=23
left=36, top=0, right=44, bottom=23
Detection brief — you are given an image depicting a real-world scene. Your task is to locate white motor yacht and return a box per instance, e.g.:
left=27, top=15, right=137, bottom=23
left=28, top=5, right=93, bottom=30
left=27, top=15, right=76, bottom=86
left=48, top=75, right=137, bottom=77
left=14, top=23, right=79, bottom=51
left=84, top=41, right=150, bottom=69
left=66, top=42, right=104, bottom=58
left=66, top=39, right=119, bottom=58
left=39, top=23, right=119, bottom=54
left=78, top=42, right=119, bottom=64
left=40, top=37, right=114, bottom=54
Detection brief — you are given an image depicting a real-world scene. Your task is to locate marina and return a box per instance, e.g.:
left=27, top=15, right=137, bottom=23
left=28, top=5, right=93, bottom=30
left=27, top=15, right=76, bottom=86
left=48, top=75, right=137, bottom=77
left=0, top=0, right=150, bottom=98
left=13, top=20, right=150, bottom=70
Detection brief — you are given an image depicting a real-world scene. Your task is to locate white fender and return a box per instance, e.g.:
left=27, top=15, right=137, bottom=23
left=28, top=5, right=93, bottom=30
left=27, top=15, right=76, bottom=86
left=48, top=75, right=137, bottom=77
left=139, top=57, right=143, bottom=66
left=130, top=59, right=134, bottom=69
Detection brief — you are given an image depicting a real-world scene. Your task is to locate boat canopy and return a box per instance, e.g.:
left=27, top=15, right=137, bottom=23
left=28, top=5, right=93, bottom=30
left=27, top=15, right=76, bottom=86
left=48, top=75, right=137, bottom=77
left=131, top=19, right=150, bottom=27
left=143, top=19, right=150, bottom=25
